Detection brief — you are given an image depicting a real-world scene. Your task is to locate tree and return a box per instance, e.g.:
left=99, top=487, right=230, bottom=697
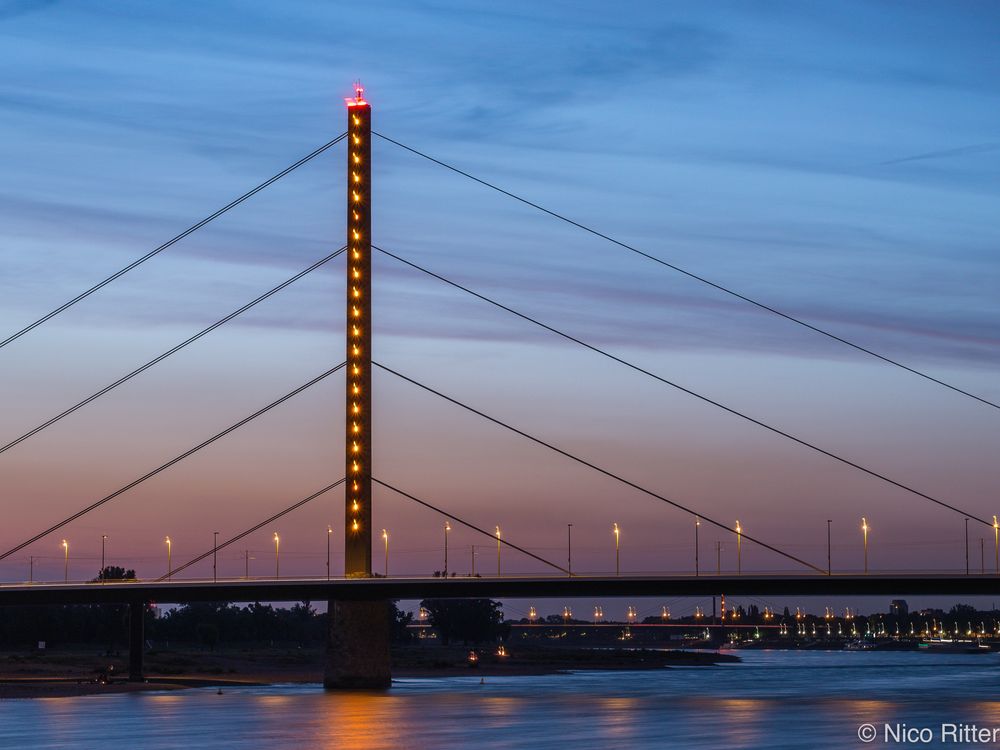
left=196, top=622, right=219, bottom=650
left=391, top=602, right=414, bottom=643
left=949, top=604, right=976, bottom=620
left=94, top=566, right=136, bottom=582
left=420, top=599, right=508, bottom=645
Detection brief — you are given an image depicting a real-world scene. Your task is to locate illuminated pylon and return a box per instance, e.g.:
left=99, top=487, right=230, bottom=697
left=345, top=83, right=372, bottom=576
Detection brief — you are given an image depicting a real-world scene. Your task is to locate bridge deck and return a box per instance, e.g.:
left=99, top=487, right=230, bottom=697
left=0, top=573, right=997, bottom=605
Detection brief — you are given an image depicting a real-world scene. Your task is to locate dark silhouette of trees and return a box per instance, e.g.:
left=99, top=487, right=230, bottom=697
left=94, top=566, right=136, bottom=582
left=0, top=601, right=338, bottom=648
left=419, top=598, right=508, bottom=645
left=392, top=603, right=414, bottom=643
left=950, top=604, right=976, bottom=620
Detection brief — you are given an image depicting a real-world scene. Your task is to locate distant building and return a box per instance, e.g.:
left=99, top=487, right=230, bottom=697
left=890, top=600, right=909, bottom=618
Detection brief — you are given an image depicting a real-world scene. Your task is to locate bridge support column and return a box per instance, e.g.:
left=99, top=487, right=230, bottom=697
left=128, top=600, right=144, bottom=682
left=324, top=599, right=391, bottom=689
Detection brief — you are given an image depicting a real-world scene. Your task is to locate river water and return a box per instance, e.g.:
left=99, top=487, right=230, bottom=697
left=2, top=651, right=999, bottom=749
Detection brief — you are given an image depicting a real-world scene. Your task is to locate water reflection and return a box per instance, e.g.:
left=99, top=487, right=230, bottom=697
left=2, top=653, right=999, bottom=750
left=713, top=698, right=771, bottom=747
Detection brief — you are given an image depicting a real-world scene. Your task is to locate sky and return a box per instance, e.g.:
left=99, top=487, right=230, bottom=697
left=1, top=1, right=999, bottom=616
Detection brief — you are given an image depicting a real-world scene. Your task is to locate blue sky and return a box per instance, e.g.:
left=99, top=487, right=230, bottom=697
left=1, top=1, right=999, bottom=601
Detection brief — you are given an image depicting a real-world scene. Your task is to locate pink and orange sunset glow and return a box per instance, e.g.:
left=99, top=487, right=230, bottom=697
left=1, top=3, right=997, bottom=598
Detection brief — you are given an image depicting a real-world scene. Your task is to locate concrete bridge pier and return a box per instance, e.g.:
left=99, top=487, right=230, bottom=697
left=128, top=600, right=144, bottom=682
left=324, top=599, right=391, bottom=689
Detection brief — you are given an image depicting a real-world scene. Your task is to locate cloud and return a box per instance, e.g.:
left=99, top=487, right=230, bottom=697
left=879, top=143, right=1000, bottom=166
left=0, top=0, right=59, bottom=22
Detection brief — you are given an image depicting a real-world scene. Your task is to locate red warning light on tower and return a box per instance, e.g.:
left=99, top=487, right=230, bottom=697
left=345, top=81, right=367, bottom=108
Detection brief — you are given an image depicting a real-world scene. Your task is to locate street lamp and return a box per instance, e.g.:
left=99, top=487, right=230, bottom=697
left=273, top=532, right=280, bottom=578
left=495, top=526, right=502, bottom=577
left=994, top=515, right=999, bottom=575
left=735, top=520, right=742, bottom=576
left=965, top=517, right=970, bottom=576
left=861, top=517, right=869, bottom=574
left=444, top=521, right=451, bottom=576
left=826, top=519, right=832, bottom=576
left=165, top=536, right=172, bottom=580
left=695, top=517, right=700, bottom=576
left=613, top=523, right=620, bottom=576
left=382, top=529, right=389, bottom=577
left=213, top=531, right=219, bottom=582
left=567, top=523, right=573, bottom=577
left=327, top=525, right=332, bottom=580
left=101, top=534, right=108, bottom=582
left=62, top=539, right=69, bottom=582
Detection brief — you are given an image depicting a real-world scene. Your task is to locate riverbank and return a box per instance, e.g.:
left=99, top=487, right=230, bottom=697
left=0, top=645, right=738, bottom=698
left=393, top=644, right=738, bottom=677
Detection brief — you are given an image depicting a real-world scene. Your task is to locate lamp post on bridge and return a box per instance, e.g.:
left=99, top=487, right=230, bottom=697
left=735, top=520, right=742, bottom=576
left=994, top=516, right=999, bottom=575
left=61, top=539, right=68, bottom=582
left=695, top=517, right=700, bottom=577
left=613, top=523, right=620, bottom=576
left=827, top=519, right=832, bottom=576
left=567, top=523, right=572, bottom=577
left=861, top=517, right=869, bottom=574
left=495, top=526, right=502, bottom=577
left=100, top=534, right=107, bottom=582
left=273, top=532, right=280, bottom=578
left=382, top=529, right=389, bottom=577
left=444, top=521, right=450, bottom=576
left=213, top=531, right=219, bottom=582
left=327, top=525, right=332, bottom=580
left=165, top=536, right=172, bottom=580
left=965, top=517, right=970, bottom=576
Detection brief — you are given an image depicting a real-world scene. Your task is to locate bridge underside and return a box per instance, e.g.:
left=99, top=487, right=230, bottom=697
left=1, top=574, right=998, bottom=606
left=3, top=575, right=995, bottom=688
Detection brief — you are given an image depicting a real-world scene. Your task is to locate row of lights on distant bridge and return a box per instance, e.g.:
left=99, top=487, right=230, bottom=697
left=31, top=515, right=1000, bottom=583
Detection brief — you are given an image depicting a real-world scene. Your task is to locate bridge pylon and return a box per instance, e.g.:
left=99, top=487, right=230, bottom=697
left=326, top=83, right=391, bottom=690
left=345, top=82, right=373, bottom=577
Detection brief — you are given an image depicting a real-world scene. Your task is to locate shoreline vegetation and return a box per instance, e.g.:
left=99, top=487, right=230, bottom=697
left=0, top=645, right=739, bottom=699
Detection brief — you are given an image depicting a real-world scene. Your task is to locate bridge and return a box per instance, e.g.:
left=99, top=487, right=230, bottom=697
left=4, top=573, right=1000, bottom=606
left=1, top=84, right=997, bottom=688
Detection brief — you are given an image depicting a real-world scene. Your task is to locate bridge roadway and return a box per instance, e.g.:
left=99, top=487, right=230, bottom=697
left=0, top=573, right=996, bottom=606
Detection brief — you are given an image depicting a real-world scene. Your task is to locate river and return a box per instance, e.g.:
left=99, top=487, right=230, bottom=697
left=2, top=651, right=999, bottom=749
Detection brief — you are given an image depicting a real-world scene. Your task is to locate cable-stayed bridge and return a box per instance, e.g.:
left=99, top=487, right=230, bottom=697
left=1, top=85, right=996, bottom=687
